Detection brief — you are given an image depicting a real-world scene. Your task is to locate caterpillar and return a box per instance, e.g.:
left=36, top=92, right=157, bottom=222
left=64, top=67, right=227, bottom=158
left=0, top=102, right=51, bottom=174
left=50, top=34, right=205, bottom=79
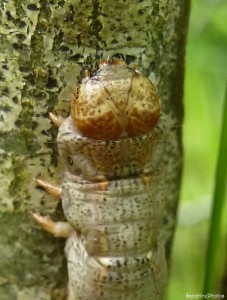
left=33, top=59, right=171, bottom=300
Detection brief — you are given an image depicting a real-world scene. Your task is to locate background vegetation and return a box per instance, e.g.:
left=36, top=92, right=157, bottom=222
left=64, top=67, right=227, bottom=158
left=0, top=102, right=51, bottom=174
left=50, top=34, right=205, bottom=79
left=167, top=0, right=227, bottom=298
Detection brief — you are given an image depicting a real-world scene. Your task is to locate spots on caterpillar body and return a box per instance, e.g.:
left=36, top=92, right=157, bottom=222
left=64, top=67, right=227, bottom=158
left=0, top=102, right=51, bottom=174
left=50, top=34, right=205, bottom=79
left=33, top=59, right=173, bottom=300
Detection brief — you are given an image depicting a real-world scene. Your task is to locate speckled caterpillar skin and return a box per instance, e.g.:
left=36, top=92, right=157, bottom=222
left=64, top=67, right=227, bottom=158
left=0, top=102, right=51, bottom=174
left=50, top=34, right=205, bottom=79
left=57, top=112, right=171, bottom=300
left=31, top=60, right=174, bottom=299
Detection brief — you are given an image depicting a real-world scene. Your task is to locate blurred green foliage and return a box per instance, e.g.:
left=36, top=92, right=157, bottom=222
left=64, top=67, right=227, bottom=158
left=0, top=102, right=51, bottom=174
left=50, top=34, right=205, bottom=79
left=167, top=0, right=227, bottom=299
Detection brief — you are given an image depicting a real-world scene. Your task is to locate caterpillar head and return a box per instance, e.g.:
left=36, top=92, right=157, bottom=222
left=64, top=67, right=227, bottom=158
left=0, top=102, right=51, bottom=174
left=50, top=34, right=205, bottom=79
left=71, top=59, right=160, bottom=140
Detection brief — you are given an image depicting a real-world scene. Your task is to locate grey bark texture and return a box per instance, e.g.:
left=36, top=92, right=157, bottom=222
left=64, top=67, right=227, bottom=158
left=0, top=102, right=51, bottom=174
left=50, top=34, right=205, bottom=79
left=0, top=1, right=190, bottom=299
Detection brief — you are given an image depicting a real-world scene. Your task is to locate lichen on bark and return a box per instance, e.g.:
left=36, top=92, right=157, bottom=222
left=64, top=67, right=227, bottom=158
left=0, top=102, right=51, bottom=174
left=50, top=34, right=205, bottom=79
left=0, top=0, right=190, bottom=299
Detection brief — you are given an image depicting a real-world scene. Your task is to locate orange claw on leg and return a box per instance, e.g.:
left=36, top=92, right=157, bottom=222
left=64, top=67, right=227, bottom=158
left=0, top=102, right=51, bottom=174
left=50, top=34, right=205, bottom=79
left=32, top=212, right=74, bottom=238
left=49, top=112, right=65, bottom=128
left=35, top=178, right=61, bottom=199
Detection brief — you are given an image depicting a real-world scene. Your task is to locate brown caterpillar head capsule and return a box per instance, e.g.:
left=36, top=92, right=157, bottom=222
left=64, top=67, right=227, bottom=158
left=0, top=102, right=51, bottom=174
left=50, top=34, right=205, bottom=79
left=71, top=59, right=161, bottom=140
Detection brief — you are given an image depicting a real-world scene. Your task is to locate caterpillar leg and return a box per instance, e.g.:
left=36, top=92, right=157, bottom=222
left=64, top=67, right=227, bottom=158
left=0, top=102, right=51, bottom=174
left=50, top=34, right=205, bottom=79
left=49, top=112, right=65, bottom=127
left=32, top=212, right=74, bottom=238
left=36, top=178, right=61, bottom=199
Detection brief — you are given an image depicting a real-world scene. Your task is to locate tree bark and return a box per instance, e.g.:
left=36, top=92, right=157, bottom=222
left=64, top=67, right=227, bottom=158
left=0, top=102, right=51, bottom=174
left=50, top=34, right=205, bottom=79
left=0, top=1, right=190, bottom=299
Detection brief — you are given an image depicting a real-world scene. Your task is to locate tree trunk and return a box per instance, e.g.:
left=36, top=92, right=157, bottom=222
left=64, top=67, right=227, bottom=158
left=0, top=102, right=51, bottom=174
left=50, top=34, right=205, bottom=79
left=0, top=1, right=190, bottom=299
